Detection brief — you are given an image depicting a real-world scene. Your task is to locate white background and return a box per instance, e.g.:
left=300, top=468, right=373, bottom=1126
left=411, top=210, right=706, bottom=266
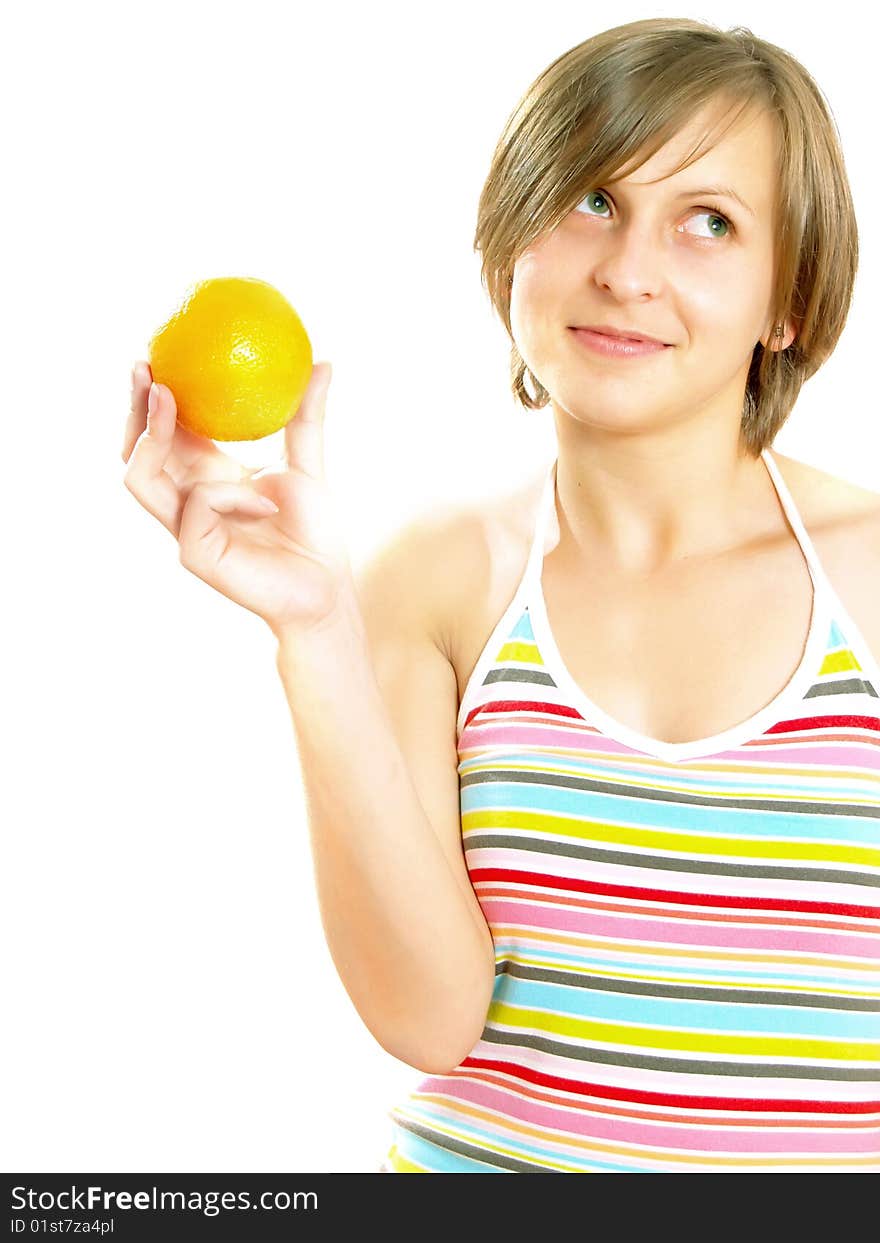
left=3, top=0, right=876, bottom=1172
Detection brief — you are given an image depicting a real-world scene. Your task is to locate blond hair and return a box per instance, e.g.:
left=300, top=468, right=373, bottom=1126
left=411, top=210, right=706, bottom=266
left=473, top=17, right=859, bottom=456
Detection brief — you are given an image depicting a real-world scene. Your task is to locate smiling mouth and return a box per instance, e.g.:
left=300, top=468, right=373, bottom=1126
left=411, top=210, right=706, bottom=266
left=568, top=326, right=672, bottom=356
left=570, top=326, right=672, bottom=347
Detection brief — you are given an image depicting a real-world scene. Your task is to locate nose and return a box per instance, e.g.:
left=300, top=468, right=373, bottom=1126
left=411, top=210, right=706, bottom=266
left=589, top=218, right=666, bottom=301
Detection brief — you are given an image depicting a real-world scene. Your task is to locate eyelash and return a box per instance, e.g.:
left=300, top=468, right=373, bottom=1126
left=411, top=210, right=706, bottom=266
left=574, top=190, right=735, bottom=242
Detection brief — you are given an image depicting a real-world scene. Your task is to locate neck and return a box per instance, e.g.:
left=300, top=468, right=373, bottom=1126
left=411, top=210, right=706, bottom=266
left=551, top=437, right=773, bottom=575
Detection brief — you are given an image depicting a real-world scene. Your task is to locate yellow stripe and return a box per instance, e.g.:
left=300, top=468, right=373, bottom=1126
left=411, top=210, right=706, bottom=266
left=489, top=924, right=880, bottom=972
left=490, top=640, right=862, bottom=678
left=398, top=1100, right=880, bottom=1169
left=489, top=1000, right=880, bottom=1060
left=462, top=807, right=880, bottom=869
left=387, top=1146, right=428, bottom=1173
left=825, top=647, right=865, bottom=674
left=496, top=640, right=544, bottom=665
left=491, top=641, right=861, bottom=679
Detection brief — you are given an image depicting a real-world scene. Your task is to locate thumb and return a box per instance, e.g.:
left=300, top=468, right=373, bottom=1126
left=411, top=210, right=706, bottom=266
left=283, top=360, right=332, bottom=481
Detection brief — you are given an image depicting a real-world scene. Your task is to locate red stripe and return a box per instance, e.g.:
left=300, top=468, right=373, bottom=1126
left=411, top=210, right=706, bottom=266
left=464, top=703, right=880, bottom=734
left=464, top=699, right=585, bottom=729
left=459, top=1056, right=880, bottom=1114
left=467, top=867, right=880, bottom=920
left=767, top=713, right=880, bottom=735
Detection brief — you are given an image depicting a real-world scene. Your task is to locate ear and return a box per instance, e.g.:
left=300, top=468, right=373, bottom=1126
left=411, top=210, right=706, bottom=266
left=762, top=316, right=798, bottom=351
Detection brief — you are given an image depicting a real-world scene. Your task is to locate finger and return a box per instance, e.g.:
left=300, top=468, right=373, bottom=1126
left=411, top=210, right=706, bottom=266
left=122, top=361, right=153, bottom=464
left=178, top=479, right=279, bottom=573
left=283, top=361, right=331, bottom=482
left=123, top=382, right=188, bottom=538
left=122, top=360, right=240, bottom=474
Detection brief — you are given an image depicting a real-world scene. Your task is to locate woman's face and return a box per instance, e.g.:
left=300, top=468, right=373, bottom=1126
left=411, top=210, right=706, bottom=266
left=510, top=100, right=791, bottom=437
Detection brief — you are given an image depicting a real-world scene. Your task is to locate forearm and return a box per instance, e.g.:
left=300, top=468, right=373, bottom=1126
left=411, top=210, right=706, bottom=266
left=274, top=599, right=494, bottom=1074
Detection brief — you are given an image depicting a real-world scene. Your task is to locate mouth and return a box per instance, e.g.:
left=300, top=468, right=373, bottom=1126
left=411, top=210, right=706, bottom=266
left=570, top=325, right=672, bottom=347
left=568, top=326, right=672, bottom=357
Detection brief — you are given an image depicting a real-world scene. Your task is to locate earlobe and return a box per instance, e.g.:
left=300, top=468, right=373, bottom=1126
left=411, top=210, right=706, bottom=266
left=764, top=319, right=795, bottom=351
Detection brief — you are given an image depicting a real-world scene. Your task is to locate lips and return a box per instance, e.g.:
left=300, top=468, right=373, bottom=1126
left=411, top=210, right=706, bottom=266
left=573, top=325, right=670, bottom=346
left=569, top=327, right=670, bottom=358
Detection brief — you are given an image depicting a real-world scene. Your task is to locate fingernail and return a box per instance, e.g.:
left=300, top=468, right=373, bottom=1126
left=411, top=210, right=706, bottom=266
left=148, top=382, right=159, bottom=415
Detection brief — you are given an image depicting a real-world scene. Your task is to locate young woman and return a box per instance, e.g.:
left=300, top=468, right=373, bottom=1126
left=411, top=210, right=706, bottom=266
left=122, top=17, right=880, bottom=1172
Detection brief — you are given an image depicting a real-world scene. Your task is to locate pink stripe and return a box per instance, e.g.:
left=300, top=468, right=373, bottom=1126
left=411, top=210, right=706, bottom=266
left=416, top=1077, right=880, bottom=1155
left=481, top=899, right=880, bottom=959
left=463, top=720, right=880, bottom=769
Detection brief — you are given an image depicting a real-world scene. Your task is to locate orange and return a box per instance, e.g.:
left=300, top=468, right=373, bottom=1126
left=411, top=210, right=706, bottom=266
left=147, top=276, right=313, bottom=442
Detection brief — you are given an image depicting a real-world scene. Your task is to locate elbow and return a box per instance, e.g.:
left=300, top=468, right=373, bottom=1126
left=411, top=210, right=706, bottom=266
left=386, top=948, right=496, bottom=1076
left=387, top=1036, right=480, bottom=1078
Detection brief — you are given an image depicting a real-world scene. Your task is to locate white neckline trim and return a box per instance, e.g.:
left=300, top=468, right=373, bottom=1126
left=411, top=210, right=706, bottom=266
left=522, top=448, right=835, bottom=763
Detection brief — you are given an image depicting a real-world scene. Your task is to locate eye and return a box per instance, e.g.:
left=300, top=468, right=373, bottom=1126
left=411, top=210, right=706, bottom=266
left=573, top=190, right=733, bottom=241
left=575, top=191, right=613, bottom=219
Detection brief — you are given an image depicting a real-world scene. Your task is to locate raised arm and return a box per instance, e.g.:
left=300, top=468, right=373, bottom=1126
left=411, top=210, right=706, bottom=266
left=274, top=513, right=495, bottom=1074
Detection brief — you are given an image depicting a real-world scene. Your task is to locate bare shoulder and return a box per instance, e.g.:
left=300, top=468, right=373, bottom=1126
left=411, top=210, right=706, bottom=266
left=772, top=449, right=880, bottom=664
left=350, top=496, right=495, bottom=661
left=352, top=467, right=542, bottom=666
left=771, top=449, right=880, bottom=529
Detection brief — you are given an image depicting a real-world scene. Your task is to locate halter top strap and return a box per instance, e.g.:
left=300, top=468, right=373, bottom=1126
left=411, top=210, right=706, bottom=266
left=523, top=449, right=833, bottom=605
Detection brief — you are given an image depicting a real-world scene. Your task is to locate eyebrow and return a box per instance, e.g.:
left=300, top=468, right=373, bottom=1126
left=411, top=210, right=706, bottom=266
left=672, top=185, right=756, bottom=218
left=606, top=181, right=756, bottom=219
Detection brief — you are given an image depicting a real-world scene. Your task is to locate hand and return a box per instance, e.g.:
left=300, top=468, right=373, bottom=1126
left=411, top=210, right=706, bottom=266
left=122, top=360, right=355, bottom=637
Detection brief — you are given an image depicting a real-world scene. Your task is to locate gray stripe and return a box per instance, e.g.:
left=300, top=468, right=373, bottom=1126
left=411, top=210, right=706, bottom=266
left=806, top=677, right=879, bottom=699
left=483, top=666, right=558, bottom=687
left=392, top=1117, right=556, bottom=1173
left=493, top=961, right=880, bottom=1012
left=480, top=1027, right=880, bottom=1080
left=462, top=765, right=880, bottom=821
left=464, top=831, right=880, bottom=889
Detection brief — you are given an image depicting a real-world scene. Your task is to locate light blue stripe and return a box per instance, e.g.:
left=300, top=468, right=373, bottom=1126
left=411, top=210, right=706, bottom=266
left=493, top=975, right=880, bottom=1039
left=509, top=610, right=536, bottom=642
left=391, top=1128, right=509, bottom=1172
left=460, top=780, right=880, bottom=846
left=459, top=752, right=876, bottom=802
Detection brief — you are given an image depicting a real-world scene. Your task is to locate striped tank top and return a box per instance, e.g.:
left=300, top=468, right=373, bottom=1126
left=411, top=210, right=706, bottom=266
left=382, top=447, right=880, bottom=1173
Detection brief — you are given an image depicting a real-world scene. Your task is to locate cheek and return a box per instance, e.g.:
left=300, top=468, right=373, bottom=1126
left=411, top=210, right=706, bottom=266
left=685, top=281, right=730, bottom=321
left=681, top=264, right=769, bottom=337
left=510, top=258, right=565, bottom=340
